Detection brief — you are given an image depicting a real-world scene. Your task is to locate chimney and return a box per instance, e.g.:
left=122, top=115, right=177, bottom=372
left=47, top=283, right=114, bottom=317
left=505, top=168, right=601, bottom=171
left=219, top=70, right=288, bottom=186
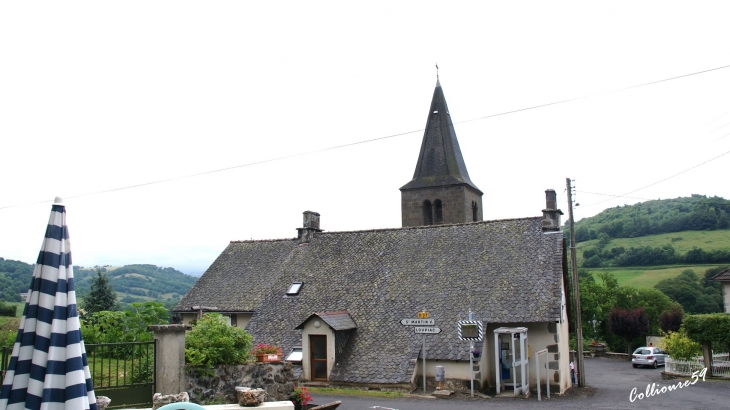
left=542, top=189, right=563, bottom=231
left=297, top=211, right=323, bottom=244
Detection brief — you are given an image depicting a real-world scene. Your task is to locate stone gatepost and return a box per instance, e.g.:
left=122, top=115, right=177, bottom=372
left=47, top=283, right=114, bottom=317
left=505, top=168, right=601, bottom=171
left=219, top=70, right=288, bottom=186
left=149, top=324, right=191, bottom=395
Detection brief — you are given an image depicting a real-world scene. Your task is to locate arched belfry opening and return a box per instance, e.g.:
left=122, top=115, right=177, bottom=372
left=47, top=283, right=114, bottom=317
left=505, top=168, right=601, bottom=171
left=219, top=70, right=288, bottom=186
left=434, top=199, right=443, bottom=224
left=422, top=200, right=433, bottom=226
left=400, top=80, right=483, bottom=227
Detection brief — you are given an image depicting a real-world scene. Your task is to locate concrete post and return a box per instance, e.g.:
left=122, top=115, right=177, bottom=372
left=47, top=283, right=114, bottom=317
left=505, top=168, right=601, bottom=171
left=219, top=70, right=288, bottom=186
left=149, top=324, right=191, bottom=395
left=701, top=341, right=713, bottom=377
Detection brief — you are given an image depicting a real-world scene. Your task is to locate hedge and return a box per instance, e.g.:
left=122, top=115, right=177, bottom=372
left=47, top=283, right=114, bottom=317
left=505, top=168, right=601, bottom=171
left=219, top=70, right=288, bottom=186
left=0, top=302, right=17, bottom=317
left=684, top=313, right=730, bottom=348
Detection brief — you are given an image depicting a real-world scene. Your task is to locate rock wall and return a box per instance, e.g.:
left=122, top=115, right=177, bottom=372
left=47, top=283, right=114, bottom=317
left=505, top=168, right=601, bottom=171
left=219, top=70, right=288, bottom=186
left=186, top=362, right=298, bottom=404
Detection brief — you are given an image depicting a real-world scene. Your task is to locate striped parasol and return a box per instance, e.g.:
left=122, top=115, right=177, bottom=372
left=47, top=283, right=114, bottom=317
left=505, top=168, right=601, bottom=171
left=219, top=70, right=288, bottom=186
left=0, top=198, right=97, bottom=410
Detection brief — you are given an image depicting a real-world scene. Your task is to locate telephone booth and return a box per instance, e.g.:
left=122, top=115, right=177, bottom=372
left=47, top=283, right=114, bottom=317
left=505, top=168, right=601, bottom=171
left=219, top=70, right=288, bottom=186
left=494, top=327, right=529, bottom=396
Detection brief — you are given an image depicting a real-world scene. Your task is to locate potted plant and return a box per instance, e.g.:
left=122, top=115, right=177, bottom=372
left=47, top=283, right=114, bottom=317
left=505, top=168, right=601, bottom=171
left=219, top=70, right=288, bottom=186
left=290, top=386, right=313, bottom=410
left=471, top=349, right=482, bottom=359
left=252, top=343, right=283, bottom=362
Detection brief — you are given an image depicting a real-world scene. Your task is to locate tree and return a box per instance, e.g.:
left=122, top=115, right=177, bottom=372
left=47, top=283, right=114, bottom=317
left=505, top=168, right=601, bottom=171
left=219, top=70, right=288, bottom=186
left=185, top=313, right=253, bottom=369
left=659, top=329, right=700, bottom=360
left=684, top=313, right=730, bottom=354
left=80, top=302, right=169, bottom=345
left=655, top=268, right=723, bottom=314
left=659, top=306, right=684, bottom=333
left=609, top=307, right=649, bottom=354
left=80, top=268, right=118, bottom=314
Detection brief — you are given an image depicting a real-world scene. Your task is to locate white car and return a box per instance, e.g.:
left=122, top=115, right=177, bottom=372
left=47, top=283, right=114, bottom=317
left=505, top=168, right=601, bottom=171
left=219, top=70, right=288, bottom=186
left=632, top=346, right=666, bottom=368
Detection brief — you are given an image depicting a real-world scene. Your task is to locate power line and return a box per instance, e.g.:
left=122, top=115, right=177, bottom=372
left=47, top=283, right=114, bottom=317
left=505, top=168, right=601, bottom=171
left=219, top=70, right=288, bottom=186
left=583, top=147, right=730, bottom=208
left=578, top=191, right=650, bottom=201
left=2, top=63, right=730, bottom=210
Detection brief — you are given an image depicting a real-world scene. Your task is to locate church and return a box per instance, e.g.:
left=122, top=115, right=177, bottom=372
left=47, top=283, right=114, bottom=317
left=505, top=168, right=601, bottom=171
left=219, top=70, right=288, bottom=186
left=174, top=80, right=571, bottom=394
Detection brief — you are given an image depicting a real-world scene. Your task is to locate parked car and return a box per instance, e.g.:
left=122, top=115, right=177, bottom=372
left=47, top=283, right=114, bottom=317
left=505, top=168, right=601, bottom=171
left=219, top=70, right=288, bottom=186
left=632, top=346, right=666, bottom=368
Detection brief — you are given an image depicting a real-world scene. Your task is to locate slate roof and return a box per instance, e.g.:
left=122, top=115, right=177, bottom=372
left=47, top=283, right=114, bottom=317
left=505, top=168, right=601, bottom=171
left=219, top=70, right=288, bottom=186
left=176, top=216, right=565, bottom=385
left=175, top=239, right=298, bottom=312
left=710, top=267, right=730, bottom=281
left=400, top=80, right=482, bottom=194
left=296, top=311, right=357, bottom=331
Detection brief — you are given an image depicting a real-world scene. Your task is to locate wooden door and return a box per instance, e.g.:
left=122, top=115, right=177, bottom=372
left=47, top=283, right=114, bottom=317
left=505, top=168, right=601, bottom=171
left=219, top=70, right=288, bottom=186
left=309, top=335, right=328, bottom=381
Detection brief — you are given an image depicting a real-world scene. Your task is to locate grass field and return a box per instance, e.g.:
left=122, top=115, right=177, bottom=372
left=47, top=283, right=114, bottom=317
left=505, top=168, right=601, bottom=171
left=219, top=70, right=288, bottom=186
left=573, top=229, right=730, bottom=289
left=575, top=229, right=730, bottom=266
left=586, top=264, right=724, bottom=289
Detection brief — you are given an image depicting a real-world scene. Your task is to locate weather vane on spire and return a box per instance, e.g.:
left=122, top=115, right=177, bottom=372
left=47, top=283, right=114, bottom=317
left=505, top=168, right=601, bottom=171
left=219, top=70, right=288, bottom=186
left=436, top=64, right=439, bottom=80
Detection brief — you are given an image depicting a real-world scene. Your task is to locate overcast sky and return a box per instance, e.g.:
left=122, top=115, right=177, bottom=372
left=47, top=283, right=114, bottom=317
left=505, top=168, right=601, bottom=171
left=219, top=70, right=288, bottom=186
left=2, top=1, right=730, bottom=276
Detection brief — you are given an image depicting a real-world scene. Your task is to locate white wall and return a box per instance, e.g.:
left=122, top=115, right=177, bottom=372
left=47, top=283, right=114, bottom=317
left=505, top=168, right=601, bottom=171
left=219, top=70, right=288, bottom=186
left=723, top=282, right=730, bottom=313
left=300, top=319, right=335, bottom=381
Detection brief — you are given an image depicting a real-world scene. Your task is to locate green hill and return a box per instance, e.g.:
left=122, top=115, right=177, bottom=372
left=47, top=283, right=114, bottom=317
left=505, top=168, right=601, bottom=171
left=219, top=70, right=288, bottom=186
left=0, top=258, right=197, bottom=307
left=573, top=194, right=730, bottom=242
left=565, top=195, right=730, bottom=300
left=73, top=264, right=198, bottom=305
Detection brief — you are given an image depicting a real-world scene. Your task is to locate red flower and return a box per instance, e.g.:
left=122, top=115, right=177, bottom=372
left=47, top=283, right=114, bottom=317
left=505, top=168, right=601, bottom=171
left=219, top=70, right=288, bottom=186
left=291, top=386, right=312, bottom=405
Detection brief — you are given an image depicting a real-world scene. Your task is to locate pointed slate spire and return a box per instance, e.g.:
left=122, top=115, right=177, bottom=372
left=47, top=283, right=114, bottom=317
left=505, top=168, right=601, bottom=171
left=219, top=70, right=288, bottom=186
left=400, top=81, right=482, bottom=193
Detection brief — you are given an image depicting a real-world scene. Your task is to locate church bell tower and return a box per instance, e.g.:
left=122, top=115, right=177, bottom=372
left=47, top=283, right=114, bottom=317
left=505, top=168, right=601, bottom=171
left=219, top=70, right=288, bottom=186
left=400, top=80, right=483, bottom=227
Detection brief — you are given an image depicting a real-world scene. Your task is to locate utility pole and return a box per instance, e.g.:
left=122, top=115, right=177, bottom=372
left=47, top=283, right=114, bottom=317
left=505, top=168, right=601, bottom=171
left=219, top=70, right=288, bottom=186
left=566, top=178, right=585, bottom=387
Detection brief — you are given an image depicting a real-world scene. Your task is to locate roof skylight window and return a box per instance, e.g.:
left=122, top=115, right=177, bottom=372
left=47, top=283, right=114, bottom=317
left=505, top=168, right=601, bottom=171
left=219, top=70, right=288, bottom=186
left=285, top=347, right=303, bottom=362
left=286, top=282, right=303, bottom=296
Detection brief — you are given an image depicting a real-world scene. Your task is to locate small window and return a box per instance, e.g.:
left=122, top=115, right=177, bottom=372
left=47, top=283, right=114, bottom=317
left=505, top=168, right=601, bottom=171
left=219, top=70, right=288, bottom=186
left=286, top=282, right=303, bottom=296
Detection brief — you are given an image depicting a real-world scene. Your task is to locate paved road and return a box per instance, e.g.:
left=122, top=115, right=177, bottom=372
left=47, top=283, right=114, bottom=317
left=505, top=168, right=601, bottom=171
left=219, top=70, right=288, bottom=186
left=309, top=358, right=727, bottom=409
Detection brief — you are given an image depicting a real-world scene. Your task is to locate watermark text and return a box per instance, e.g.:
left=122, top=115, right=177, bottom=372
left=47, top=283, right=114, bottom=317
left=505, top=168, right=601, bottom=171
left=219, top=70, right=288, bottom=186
left=629, top=368, right=707, bottom=402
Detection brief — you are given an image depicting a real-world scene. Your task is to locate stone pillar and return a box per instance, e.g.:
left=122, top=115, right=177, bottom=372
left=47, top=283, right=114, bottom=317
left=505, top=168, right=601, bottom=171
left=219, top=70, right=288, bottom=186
left=149, top=324, right=191, bottom=395
left=701, top=341, right=713, bottom=377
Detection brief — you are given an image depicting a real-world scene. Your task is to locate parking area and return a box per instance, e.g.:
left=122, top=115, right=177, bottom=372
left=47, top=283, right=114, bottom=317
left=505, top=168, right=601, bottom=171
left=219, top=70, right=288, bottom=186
left=310, top=357, right=728, bottom=409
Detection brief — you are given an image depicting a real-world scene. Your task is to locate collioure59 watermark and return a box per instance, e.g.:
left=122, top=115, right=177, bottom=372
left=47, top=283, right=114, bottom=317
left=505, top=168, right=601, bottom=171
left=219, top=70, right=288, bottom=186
left=629, top=367, right=707, bottom=402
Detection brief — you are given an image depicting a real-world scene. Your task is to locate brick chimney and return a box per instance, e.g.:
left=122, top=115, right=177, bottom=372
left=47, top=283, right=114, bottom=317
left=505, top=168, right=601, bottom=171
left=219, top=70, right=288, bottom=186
left=297, top=211, right=323, bottom=244
left=542, top=189, right=563, bottom=231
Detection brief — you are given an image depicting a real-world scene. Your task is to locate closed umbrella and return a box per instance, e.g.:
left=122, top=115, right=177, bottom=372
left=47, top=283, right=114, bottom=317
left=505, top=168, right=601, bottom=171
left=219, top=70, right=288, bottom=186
left=0, top=198, right=97, bottom=410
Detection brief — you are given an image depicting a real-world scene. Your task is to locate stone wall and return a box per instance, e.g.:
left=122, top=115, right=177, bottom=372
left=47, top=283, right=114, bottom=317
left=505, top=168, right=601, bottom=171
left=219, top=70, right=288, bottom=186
left=604, top=352, right=631, bottom=361
left=186, top=362, right=298, bottom=404
left=401, top=185, right=483, bottom=227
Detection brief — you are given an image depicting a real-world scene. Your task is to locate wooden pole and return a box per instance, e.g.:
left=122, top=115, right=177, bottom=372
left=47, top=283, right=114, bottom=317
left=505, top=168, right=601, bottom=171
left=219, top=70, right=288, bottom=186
left=567, top=178, right=586, bottom=387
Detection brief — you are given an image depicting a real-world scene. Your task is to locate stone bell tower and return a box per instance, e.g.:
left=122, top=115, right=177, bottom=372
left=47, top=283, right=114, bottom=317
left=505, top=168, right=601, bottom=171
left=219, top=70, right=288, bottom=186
left=400, top=80, right=483, bottom=227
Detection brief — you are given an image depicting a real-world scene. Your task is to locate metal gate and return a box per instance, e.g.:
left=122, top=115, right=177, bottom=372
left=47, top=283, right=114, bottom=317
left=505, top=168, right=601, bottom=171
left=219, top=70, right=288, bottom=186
left=2, top=341, right=156, bottom=409
left=1, top=346, right=11, bottom=381
left=86, top=341, right=156, bottom=409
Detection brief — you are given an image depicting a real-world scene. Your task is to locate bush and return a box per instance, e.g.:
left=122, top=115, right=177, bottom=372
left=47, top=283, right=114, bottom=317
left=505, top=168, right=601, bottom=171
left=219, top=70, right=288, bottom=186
left=185, top=313, right=253, bottom=368
left=0, top=317, right=21, bottom=349
left=0, top=302, right=17, bottom=317
left=659, top=329, right=701, bottom=360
